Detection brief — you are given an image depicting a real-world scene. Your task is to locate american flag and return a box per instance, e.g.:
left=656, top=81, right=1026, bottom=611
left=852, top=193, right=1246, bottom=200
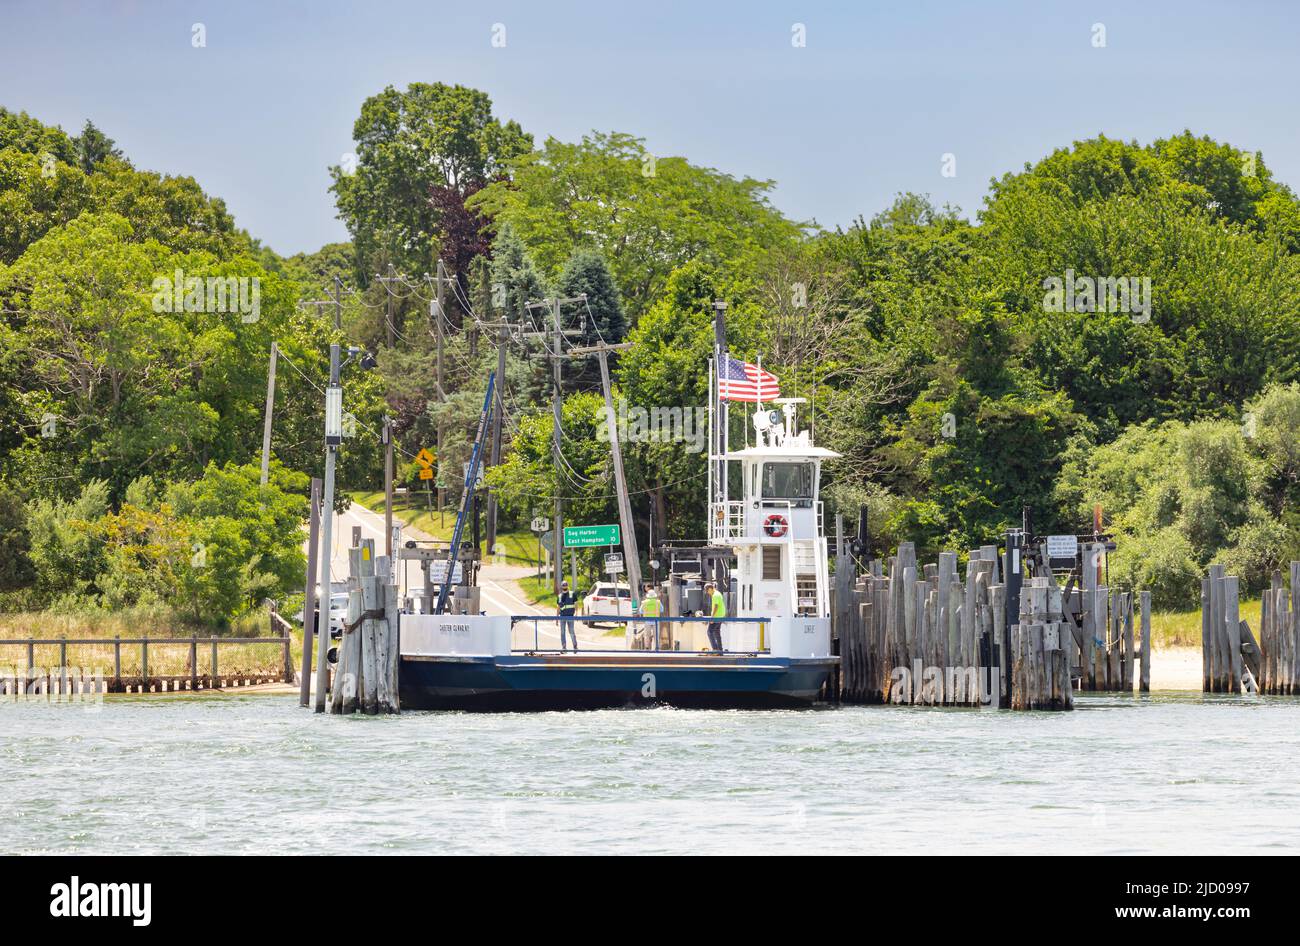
left=717, top=354, right=780, bottom=402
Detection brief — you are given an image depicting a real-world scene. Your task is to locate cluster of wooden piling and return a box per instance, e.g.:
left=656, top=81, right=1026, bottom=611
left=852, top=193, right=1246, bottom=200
left=1258, top=564, right=1300, bottom=694
left=832, top=541, right=1012, bottom=708
left=1202, top=565, right=1249, bottom=693
left=1011, top=578, right=1073, bottom=709
left=329, top=539, right=400, bottom=715
left=830, top=534, right=1161, bottom=709
left=1204, top=562, right=1300, bottom=694
left=1076, top=587, right=1151, bottom=693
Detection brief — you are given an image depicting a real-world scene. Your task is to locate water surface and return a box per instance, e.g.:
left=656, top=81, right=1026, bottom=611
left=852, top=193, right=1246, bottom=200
left=3, top=692, right=1296, bottom=854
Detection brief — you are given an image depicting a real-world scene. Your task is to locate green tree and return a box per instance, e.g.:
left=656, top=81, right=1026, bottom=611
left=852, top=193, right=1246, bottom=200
left=72, top=120, right=123, bottom=173
left=555, top=248, right=626, bottom=392
left=469, top=131, right=803, bottom=319
left=0, top=487, right=35, bottom=594
left=329, top=82, right=531, bottom=281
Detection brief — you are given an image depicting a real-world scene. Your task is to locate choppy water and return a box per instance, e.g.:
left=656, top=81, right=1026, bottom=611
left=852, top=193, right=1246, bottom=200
left=2, top=691, right=1297, bottom=855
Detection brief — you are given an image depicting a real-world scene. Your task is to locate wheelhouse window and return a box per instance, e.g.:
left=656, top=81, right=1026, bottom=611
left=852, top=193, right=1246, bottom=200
left=760, top=462, right=813, bottom=507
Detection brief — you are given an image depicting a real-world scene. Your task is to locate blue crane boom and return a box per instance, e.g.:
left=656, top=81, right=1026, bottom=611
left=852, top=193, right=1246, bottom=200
left=434, top=371, right=495, bottom=615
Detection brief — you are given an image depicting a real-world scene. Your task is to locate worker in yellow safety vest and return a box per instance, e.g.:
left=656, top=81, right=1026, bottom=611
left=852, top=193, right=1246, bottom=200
left=637, top=586, right=662, bottom=649
left=704, top=581, right=726, bottom=653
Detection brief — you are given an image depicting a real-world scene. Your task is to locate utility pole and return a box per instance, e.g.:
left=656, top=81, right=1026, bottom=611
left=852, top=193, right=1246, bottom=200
left=372, top=266, right=404, bottom=552
left=383, top=415, right=393, bottom=558
left=712, top=300, right=728, bottom=512
left=298, top=477, right=321, bottom=706
left=569, top=340, right=641, bottom=609
left=385, top=263, right=396, bottom=347
left=525, top=296, right=585, bottom=595
left=259, top=341, right=278, bottom=486
left=485, top=323, right=507, bottom=556
left=315, top=331, right=342, bottom=713
left=435, top=260, right=447, bottom=514
left=549, top=297, right=563, bottom=596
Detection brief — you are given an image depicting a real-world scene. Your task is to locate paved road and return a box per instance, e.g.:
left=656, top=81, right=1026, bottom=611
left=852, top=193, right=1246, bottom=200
left=305, top=499, right=618, bottom=647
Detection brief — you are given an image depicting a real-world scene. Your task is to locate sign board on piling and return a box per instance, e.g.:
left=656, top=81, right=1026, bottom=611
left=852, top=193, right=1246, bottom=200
left=1046, top=535, right=1079, bottom=559
left=564, top=524, right=620, bottom=548
left=604, top=552, right=624, bottom=574
left=428, top=561, right=464, bottom=584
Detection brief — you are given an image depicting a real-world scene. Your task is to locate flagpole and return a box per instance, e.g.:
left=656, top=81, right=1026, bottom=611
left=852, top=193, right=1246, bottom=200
left=707, top=354, right=714, bottom=517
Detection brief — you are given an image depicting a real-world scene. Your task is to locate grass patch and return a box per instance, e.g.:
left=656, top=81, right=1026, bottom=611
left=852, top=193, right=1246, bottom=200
left=0, top=606, right=296, bottom=676
left=515, top=572, right=602, bottom=607
left=1149, top=598, right=1262, bottom=649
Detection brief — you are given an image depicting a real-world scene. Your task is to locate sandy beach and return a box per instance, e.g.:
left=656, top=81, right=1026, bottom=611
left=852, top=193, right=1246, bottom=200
left=1147, top=647, right=1202, bottom=691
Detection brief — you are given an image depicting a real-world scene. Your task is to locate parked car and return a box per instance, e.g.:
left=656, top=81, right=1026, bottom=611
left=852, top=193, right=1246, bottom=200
left=581, top=582, right=633, bottom=624
left=294, top=592, right=350, bottom=634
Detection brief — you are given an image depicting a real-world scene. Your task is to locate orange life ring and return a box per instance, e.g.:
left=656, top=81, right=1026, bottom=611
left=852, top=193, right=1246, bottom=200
left=763, top=513, right=788, bottom=538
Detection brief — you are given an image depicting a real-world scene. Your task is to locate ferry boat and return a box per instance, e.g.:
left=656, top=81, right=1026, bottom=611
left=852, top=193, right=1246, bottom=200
left=396, top=359, right=840, bottom=711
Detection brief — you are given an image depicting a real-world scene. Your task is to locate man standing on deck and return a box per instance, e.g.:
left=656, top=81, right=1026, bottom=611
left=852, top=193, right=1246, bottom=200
left=557, top=580, right=578, bottom=652
left=705, top=581, right=726, bottom=653
left=638, top=585, right=662, bottom=649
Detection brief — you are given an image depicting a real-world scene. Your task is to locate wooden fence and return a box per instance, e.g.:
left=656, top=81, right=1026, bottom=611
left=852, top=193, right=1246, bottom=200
left=0, top=634, right=293, bottom=695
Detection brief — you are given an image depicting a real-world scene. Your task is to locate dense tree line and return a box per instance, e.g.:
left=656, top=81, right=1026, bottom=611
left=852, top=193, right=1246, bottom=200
left=0, top=108, right=383, bottom=622
left=4, top=87, right=1298, bottom=617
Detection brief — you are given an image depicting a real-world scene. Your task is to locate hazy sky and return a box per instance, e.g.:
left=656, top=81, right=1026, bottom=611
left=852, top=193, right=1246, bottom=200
left=3, top=0, right=1297, bottom=256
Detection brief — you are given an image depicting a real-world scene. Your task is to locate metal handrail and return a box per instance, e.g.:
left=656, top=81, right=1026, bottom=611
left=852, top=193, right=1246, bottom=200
left=514, top=613, right=773, bottom=655
left=0, top=637, right=289, bottom=646
left=708, top=500, right=745, bottom=542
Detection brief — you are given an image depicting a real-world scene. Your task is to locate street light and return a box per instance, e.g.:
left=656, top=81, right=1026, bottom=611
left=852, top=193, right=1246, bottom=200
left=325, top=386, right=343, bottom=445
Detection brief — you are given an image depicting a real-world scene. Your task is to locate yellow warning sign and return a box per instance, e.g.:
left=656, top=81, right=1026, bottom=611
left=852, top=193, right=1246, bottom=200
left=418, top=467, right=434, bottom=480
left=415, top=448, right=435, bottom=468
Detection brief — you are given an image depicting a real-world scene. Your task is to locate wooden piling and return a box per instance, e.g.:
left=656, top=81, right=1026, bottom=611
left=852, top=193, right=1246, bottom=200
left=1122, top=593, right=1135, bottom=692
left=1224, top=576, right=1241, bottom=693
left=1139, top=591, right=1151, bottom=692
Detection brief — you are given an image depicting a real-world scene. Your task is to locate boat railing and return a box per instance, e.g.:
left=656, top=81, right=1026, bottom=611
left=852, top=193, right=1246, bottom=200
left=708, top=501, right=746, bottom=543
left=510, top=614, right=776, bottom=656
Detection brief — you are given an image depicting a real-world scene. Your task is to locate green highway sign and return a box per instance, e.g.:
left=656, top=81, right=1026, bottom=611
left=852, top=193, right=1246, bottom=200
left=564, top=524, right=620, bottom=548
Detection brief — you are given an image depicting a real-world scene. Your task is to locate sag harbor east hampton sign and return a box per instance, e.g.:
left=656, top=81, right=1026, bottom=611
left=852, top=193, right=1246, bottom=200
left=563, top=524, right=620, bottom=548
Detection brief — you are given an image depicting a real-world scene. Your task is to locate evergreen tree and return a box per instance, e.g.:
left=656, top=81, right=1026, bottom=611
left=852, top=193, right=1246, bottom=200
left=489, top=223, right=548, bottom=325
left=72, top=120, right=123, bottom=173
left=556, top=248, right=627, bottom=391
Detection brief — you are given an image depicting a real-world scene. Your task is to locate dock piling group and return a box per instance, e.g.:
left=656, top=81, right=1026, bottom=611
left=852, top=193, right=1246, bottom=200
left=329, top=539, right=400, bottom=715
